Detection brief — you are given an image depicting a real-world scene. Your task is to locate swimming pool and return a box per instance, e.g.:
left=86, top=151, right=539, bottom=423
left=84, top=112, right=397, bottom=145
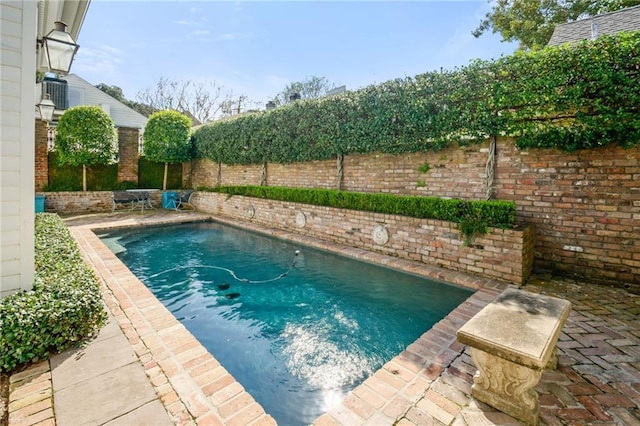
left=101, top=221, right=472, bottom=425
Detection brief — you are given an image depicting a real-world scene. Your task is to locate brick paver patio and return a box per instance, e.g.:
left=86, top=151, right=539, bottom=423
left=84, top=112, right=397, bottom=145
left=6, top=212, right=640, bottom=425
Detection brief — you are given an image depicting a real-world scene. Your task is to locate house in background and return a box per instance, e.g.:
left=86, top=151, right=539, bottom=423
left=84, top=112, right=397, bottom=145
left=1, top=0, right=91, bottom=298
left=37, top=73, right=148, bottom=130
left=33, top=73, right=149, bottom=192
left=548, top=5, right=640, bottom=45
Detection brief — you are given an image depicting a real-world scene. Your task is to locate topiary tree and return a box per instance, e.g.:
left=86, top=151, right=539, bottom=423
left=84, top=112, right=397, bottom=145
left=54, top=106, right=118, bottom=191
left=142, top=110, right=192, bottom=190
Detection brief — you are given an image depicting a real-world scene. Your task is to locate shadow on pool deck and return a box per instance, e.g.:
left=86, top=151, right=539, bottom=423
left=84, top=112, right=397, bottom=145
left=6, top=210, right=640, bottom=426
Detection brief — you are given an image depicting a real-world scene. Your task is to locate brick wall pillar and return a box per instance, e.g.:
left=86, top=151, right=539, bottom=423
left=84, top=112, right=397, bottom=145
left=182, top=161, right=192, bottom=189
left=117, top=127, right=140, bottom=184
left=34, top=120, right=49, bottom=192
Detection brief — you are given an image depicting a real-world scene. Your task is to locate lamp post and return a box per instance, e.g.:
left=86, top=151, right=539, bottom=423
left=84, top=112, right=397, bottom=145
left=40, top=21, right=79, bottom=74
left=37, top=93, right=55, bottom=123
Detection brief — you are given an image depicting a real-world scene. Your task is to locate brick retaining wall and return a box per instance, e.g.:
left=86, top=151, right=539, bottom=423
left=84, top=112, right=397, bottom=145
left=191, top=145, right=489, bottom=199
left=42, top=191, right=163, bottom=213
left=494, top=142, right=639, bottom=288
left=190, top=138, right=639, bottom=290
left=40, top=190, right=534, bottom=285
left=191, top=192, right=536, bottom=286
left=41, top=138, right=638, bottom=289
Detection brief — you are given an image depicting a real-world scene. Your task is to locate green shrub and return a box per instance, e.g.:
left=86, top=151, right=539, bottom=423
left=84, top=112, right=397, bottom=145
left=44, top=153, right=183, bottom=191
left=138, top=157, right=182, bottom=189
left=417, top=162, right=430, bottom=173
left=193, top=33, right=639, bottom=164
left=115, top=180, right=138, bottom=190
left=45, top=151, right=119, bottom=191
left=0, top=214, right=106, bottom=372
left=54, top=106, right=118, bottom=191
left=202, top=186, right=517, bottom=238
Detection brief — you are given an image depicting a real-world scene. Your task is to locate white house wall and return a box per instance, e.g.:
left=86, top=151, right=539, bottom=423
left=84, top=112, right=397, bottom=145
left=1, top=0, right=37, bottom=298
left=64, top=74, right=147, bottom=129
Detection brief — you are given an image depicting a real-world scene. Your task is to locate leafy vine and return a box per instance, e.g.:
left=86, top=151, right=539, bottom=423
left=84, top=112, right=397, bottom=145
left=193, top=32, right=639, bottom=165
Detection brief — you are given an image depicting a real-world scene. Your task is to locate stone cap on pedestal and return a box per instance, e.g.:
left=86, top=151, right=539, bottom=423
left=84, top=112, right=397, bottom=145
left=457, top=288, right=571, bottom=369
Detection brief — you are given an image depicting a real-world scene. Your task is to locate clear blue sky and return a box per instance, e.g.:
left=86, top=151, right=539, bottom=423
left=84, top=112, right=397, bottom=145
left=73, top=1, right=517, bottom=109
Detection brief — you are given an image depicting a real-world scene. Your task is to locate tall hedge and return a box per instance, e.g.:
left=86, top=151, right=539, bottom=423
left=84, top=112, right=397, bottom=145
left=193, top=32, right=639, bottom=165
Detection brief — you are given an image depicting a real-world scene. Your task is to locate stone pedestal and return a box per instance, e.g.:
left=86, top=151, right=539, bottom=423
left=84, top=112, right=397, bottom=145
left=470, top=347, right=543, bottom=424
left=457, top=289, right=571, bottom=426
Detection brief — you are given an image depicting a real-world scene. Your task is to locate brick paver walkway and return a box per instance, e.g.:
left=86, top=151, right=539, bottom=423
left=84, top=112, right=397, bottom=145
left=6, top=212, right=640, bottom=425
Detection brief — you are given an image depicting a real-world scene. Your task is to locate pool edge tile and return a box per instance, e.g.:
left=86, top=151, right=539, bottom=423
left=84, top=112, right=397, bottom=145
left=69, top=214, right=276, bottom=426
left=67, top=212, right=506, bottom=426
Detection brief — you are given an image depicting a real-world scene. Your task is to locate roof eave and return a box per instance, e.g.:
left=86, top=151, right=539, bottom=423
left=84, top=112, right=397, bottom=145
left=37, top=0, right=91, bottom=74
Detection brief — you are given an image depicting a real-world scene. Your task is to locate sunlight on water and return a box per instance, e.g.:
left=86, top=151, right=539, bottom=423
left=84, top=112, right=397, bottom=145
left=102, top=222, right=473, bottom=426
left=282, top=323, right=376, bottom=390
left=334, top=309, right=360, bottom=331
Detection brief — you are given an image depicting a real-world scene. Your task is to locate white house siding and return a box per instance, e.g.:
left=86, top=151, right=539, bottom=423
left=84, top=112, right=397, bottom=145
left=1, top=0, right=37, bottom=298
left=64, top=74, right=148, bottom=129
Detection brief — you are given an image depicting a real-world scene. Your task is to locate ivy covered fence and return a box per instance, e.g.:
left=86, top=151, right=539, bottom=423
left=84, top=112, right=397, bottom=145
left=193, top=32, right=639, bottom=165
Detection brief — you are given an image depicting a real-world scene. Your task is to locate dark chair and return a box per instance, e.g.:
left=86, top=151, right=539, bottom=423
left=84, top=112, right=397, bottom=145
left=112, top=190, right=135, bottom=212
left=175, top=189, right=195, bottom=210
left=132, top=191, right=150, bottom=212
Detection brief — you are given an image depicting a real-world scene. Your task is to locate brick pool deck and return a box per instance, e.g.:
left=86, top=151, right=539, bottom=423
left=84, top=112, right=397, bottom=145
left=7, top=211, right=640, bottom=425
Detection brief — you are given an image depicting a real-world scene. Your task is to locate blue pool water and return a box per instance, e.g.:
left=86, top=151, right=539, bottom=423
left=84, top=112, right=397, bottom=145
left=100, top=222, right=472, bottom=425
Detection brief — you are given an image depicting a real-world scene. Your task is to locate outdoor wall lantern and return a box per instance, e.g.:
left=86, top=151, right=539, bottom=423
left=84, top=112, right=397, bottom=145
left=39, top=21, right=79, bottom=74
left=37, top=93, right=56, bottom=123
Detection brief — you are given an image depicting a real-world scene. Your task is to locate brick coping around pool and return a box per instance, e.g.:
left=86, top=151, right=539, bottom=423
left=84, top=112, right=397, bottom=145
left=11, top=211, right=514, bottom=425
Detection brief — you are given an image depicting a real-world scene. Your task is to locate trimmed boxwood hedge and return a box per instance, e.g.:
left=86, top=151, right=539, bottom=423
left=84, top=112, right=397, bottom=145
left=201, top=185, right=517, bottom=241
left=0, top=214, right=106, bottom=372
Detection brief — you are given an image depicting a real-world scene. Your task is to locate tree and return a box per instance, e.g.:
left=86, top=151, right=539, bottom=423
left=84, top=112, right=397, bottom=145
left=124, top=100, right=158, bottom=118
left=95, top=83, right=158, bottom=117
left=219, top=95, right=255, bottom=117
left=473, top=0, right=640, bottom=51
left=142, top=110, right=192, bottom=190
left=95, top=83, right=126, bottom=102
left=271, top=76, right=338, bottom=106
left=54, top=106, right=118, bottom=191
left=137, top=77, right=249, bottom=124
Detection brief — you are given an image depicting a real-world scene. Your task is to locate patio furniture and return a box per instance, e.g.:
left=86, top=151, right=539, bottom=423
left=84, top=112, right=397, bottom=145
left=175, top=189, right=195, bottom=210
left=456, top=288, right=571, bottom=425
left=126, top=189, right=159, bottom=212
left=162, top=191, right=178, bottom=209
left=112, top=190, right=135, bottom=212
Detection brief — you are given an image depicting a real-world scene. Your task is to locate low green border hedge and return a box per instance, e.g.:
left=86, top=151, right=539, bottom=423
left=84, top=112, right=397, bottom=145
left=201, top=185, right=517, bottom=242
left=0, top=214, right=106, bottom=372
